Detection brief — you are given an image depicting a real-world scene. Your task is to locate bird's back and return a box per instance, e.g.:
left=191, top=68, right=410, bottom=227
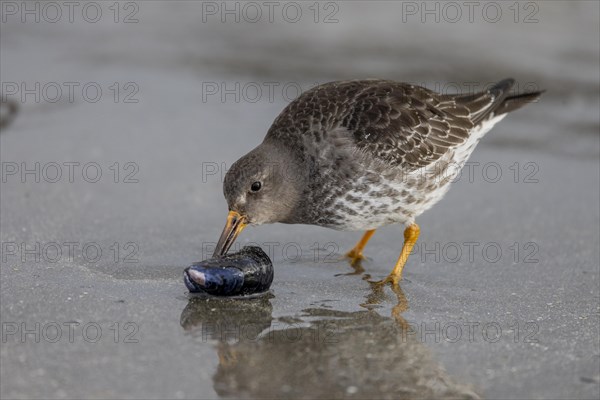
left=264, top=79, right=542, bottom=229
left=266, top=79, right=540, bottom=171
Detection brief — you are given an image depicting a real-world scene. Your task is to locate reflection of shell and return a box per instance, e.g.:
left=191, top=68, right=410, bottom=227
left=180, top=295, right=273, bottom=343
left=0, top=99, right=19, bottom=130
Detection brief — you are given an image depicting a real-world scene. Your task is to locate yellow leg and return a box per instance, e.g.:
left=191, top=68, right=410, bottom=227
left=379, top=223, right=420, bottom=286
left=345, top=229, right=376, bottom=263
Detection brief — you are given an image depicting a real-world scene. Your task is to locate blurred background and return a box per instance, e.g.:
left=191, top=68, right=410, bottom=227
left=1, top=1, right=599, bottom=399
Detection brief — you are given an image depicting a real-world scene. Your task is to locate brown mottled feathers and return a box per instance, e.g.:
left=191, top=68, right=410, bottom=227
left=265, top=79, right=541, bottom=172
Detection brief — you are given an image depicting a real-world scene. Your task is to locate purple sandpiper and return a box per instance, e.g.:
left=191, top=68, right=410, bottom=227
left=211, top=78, right=543, bottom=285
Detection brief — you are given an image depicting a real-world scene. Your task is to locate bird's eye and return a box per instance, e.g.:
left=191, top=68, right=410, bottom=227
left=250, top=181, right=262, bottom=192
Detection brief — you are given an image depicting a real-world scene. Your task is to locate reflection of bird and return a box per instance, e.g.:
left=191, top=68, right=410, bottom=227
left=213, top=79, right=543, bottom=285
left=180, top=288, right=481, bottom=399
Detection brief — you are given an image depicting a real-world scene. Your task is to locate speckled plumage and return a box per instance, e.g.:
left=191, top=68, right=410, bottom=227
left=222, top=78, right=543, bottom=231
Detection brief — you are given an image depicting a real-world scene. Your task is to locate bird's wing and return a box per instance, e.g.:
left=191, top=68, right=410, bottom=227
left=348, top=80, right=514, bottom=171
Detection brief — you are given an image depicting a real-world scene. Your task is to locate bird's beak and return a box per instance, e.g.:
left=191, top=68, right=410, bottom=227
left=212, top=210, right=247, bottom=257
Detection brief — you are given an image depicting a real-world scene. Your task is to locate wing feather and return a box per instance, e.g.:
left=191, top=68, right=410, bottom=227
left=347, top=79, right=515, bottom=170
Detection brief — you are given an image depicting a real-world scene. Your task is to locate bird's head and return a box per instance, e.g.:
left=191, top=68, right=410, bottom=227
left=213, top=142, right=305, bottom=257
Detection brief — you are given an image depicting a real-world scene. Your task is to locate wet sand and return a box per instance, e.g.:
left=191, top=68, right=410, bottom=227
left=1, top=1, right=599, bottom=399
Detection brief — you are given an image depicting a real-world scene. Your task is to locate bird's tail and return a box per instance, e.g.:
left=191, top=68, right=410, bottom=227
left=496, top=89, right=545, bottom=115
left=453, top=78, right=544, bottom=125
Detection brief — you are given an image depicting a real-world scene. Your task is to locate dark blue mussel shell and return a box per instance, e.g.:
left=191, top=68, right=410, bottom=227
left=183, top=246, right=273, bottom=296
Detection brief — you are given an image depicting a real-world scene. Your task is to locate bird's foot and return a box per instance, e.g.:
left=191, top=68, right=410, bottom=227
left=337, top=250, right=366, bottom=276
left=369, top=274, right=402, bottom=287
left=345, top=249, right=366, bottom=264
